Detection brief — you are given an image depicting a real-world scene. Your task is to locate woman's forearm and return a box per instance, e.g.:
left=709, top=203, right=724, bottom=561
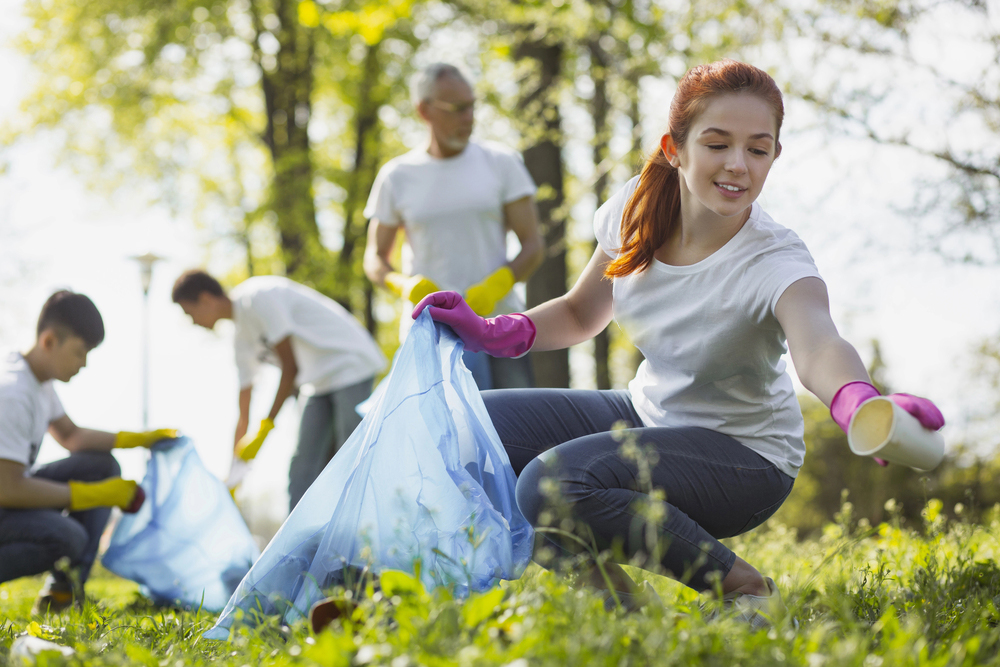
left=796, top=336, right=871, bottom=407
left=525, top=295, right=611, bottom=351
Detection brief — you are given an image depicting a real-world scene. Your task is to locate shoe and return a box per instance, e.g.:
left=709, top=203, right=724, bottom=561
left=309, top=595, right=359, bottom=634
left=704, top=577, right=783, bottom=629
left=604, top=580, right=664, bottom=613
left=31, top=576, right=78, bottom=616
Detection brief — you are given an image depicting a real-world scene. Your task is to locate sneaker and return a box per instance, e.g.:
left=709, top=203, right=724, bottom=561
left=31, top=576, right=78, bottom=616
left=705, top=577, right=784, bottom=629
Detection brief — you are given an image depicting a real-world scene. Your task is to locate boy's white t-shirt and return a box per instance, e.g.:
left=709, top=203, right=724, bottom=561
left=364, top=140, right=537, bottom=338
left=0, top=351, right=66, bottom=468
left=231, top=276, right=387, bottom=395
left=594, top=176, right=823, bottom=478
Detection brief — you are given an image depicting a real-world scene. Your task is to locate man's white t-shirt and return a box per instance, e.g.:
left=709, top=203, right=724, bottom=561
left=594, top=176, right=823, bottom=478
left=0, top=351, right=66, bottom=468
left=232, top=277, right=387, bottom=395
left=364, top=140, right=537, bottom=338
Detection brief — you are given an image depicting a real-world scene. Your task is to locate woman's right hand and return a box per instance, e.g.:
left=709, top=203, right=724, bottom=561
left=412, top=291, right=536, bottom=358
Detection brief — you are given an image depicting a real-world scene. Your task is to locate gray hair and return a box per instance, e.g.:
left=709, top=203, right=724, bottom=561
left=411, top=63, right=471, bottom=107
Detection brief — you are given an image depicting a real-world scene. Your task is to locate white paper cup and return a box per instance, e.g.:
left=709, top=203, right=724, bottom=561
left=847, top=396, right=945, bottom=471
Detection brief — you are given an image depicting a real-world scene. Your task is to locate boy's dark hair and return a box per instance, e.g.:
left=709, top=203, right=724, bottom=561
left=37, top=291, right=105, bottom=349
left=172, top=269, right=226, bottom=304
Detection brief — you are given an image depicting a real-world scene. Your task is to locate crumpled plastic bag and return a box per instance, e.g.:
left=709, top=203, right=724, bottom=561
left=102, top=436, right=260, bottom=611
left=205, top=310, right=532, bottom=639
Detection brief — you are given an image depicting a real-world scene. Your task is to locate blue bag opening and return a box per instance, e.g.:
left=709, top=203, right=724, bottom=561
left=205, top=311, right=532, bottom=639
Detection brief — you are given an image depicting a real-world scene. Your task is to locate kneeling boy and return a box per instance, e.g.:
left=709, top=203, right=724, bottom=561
left=0, top=291, right=175, bottom=613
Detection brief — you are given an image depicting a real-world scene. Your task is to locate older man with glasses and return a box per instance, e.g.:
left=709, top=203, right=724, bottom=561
left=364, top=63, right=544, bottom=389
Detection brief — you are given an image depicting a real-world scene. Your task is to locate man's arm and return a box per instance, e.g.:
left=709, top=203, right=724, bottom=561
left=0, top=459, right=70, bottom=509
left=235, top=386, right=252, bottom=451
left=363, top=219, right=441, bottom=304
left=463, top=195, right=546, bottom=316
left=775, top=277, right=871, bottom=406
left=48, top=415, right=116, bottom=453
left=503, top=195, right=545, bottom=281
left=363, top=220, right=402, bottom=287
left=232, top=336, right=296, bottom=460
left=266, top=336, right=298, bottom=422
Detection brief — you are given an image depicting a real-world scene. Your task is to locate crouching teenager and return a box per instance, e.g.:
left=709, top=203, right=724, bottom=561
left=414, top=60, right=945, bottom=627
left=0, top=291, right=175, bottom=613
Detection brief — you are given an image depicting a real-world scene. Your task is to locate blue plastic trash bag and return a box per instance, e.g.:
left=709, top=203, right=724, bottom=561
left=205, top=310, right=532, bottom=639
left=102, top=436, right=261, bottom=611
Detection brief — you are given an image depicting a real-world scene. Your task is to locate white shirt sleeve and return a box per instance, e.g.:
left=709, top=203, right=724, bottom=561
left=234, top=329, right=260, bottom=390
left=495, top=149, right=537, bottom=204
left=45, top=383, right=65, bottom=423
left=743, top=238, right=824, bottom=324
left=0, top=393, right=37, bottom=465
left=593, top=176, right=640, bottom=258
left=363, top=163, right=401, bottom=226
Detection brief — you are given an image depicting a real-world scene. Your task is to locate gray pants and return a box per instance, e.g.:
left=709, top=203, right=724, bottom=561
left=0, top=451, right=120, bottom=586
left=484, top=389, right=794, bottom=592
left=287, top=377, right=374, bottom=511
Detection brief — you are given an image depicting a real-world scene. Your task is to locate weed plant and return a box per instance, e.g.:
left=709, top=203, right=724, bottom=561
left=5, top=439, right=1000, bottom=666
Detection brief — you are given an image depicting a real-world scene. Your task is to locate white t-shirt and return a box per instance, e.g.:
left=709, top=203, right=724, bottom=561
left=594, top=177, right=823, bottom=478
left=232, top=277, right=387, bottom=395
left=0, top=351, right=66, bottom=468
left=364, top=140, right=537, bottom=338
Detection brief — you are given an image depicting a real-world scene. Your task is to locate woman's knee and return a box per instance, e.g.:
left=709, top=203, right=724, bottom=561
left=515, top=456, right=551, bottom=525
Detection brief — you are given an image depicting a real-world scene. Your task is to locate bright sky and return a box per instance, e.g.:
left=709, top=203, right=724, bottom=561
left=3, top=2, right=1000, bottom=535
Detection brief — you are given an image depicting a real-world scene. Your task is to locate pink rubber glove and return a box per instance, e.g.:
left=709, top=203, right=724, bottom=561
left=412, top=291, right=536, bottom=358
left=830, top=381, right=945, bottom=467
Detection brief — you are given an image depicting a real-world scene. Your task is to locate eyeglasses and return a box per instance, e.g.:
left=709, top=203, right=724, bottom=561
left=427, top=98, right=475, bottom=114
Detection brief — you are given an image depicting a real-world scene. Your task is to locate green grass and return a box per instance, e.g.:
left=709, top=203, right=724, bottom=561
left=4, top=500, right=1000, bottom=666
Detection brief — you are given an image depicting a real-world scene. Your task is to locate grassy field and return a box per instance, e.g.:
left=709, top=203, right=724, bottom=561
left=3, top=500, right=1000, bottom=666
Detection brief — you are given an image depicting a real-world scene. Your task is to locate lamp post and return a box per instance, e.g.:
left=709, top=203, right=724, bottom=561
left=130, top=252, right=164, bottom=430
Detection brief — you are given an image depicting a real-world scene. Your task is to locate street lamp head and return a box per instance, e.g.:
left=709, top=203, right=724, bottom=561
left=130, top=252, right=165, bottom=295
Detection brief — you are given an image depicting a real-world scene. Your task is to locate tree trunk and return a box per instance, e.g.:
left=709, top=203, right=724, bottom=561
left=256, top=0, right=320, bottom=279
left=516, top=38, right=569, bottom=389
left=339, top=40, right=384, bottom=330
left=340, top=41, right=381, bottom=274
left=589, top=37, right=612, bottom=390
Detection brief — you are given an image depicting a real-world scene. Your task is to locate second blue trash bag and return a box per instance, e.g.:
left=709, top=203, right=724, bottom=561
left=205, top=310, right=533, bottom=639
left=102, top=437, right=261, bottom=611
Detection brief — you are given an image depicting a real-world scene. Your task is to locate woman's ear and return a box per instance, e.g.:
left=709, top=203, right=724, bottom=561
left=775, top=141, right=782, bottom=159
left=660, top=133, right=681, bottom=167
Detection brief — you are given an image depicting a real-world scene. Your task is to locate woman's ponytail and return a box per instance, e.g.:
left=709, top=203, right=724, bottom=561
left=605, top=150, right=682, bottom=278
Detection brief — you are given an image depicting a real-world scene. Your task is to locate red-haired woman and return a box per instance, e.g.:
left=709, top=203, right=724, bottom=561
left=413, top=60, right=943, bottom=626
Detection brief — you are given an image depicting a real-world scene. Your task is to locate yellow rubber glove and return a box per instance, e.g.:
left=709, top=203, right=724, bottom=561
left=235, top=418, right=274, bottom=462
left=114, top=428, right=179, bottom=449
left=385, top=272, right=442, bottom=305
left=465, top=266, right=515, bottom=316
left=68, top=478, right=141, bottom=512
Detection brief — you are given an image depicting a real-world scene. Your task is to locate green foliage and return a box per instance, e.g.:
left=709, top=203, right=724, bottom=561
left=7, top=508, right=1000, bottom=665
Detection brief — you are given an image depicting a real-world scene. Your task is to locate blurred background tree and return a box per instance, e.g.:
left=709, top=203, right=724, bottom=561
left=783, top=0, right=1000, bottom=264
left=9, top=0, right=786, bottom=387
left=8, top=0, right=999, bottom=533
left=12, top=0, right=421, bottom=325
